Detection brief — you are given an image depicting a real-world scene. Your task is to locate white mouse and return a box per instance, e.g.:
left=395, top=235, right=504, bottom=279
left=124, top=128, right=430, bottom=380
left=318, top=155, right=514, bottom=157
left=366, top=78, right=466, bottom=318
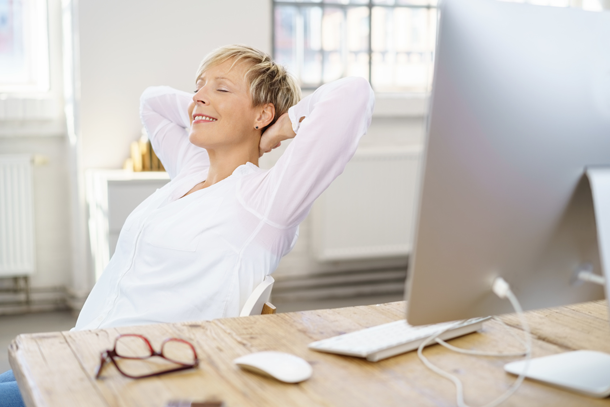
left=233, top=351, right=312, bottom=383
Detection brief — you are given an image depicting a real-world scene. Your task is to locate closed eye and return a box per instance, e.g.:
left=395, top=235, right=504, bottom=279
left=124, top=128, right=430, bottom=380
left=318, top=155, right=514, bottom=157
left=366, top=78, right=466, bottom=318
left=217, top=89, right=229, bottom=93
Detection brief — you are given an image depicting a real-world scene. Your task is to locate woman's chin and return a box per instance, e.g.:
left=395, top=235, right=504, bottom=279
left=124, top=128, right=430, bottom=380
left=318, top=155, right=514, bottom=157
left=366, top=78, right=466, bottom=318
left=188, top=133, right=210, bottom=149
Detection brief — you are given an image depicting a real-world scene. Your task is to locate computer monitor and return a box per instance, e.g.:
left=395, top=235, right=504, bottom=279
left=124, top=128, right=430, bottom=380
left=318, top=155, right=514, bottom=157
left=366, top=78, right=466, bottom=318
left=405, top=0, right=610, bottom=326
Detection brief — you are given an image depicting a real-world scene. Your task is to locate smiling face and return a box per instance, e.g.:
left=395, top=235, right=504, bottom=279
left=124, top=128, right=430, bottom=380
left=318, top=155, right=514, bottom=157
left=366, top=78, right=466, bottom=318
left=189, top=58, right=270, bottom=152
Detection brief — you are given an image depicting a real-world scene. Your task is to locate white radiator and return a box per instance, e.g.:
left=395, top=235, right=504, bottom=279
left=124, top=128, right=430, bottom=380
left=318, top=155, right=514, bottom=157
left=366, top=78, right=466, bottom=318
left=312, top=146, right=422, bottom=261
left=0, top=155, right=36, bottom=277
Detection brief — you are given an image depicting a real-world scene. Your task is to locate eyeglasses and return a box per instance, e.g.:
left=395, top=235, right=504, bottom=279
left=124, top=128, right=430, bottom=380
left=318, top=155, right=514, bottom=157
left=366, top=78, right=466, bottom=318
left=95, top=334, right=199, bottom=379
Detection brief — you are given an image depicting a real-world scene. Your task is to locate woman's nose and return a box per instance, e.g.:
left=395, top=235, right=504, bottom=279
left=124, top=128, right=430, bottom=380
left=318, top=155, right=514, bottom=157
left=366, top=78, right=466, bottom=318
left=193, top=87, right=210, bottom=105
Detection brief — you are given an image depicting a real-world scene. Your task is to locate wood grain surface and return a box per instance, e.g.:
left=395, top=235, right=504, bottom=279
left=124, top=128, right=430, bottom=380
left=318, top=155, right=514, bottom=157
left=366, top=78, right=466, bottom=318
left=8, top=301, right=610, bottom=407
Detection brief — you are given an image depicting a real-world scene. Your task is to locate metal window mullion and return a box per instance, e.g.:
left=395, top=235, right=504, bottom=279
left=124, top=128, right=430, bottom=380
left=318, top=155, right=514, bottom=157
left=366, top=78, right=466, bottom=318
left=320, top=5, right=325, bottom=87
left=368, top=0, right=373, bottom=89
left=388, top=5, right=394, bottom=90
left=342, top=7, right=348, bottom=79
left=275, top=1, right=431, bottom=9
left=271, top=1, right=276, bottom=59
left=296, top=6, right=305, bottom=85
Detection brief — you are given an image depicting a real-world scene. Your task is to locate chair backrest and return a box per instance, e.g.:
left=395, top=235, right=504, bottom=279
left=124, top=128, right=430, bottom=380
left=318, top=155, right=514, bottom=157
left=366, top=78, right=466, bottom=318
left=239, top=275, right=276, bottom=316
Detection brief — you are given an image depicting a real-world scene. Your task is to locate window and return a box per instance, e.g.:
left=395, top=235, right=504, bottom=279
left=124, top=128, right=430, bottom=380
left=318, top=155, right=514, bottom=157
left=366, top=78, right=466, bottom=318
left=273, top=0, right=438, bottom=94
left=0, top=0, right=49, bottom=93
left=502, top=0, right=605, bottom=9
left=273, top=0, right=607, bottom=94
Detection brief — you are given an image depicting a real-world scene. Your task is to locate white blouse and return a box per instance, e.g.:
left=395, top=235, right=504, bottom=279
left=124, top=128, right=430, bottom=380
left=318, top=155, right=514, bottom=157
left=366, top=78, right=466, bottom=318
left=74, top=77, right=375, bottom=330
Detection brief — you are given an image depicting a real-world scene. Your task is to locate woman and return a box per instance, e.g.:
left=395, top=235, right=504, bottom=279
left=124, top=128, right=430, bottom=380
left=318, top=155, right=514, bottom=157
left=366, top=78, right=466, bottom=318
left=74, top=44, right=374, bottom=330
left=0, top=44, right=374, bottom=405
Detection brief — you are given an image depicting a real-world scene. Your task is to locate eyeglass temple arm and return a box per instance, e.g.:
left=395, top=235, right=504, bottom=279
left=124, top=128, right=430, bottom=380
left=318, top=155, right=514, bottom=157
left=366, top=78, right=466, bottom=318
left=95, top=352, right=110, bottom=379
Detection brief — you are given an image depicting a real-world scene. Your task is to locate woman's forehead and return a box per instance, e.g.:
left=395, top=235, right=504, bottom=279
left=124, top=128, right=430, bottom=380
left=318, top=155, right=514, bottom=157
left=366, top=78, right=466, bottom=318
left=197, top=58, right=250, bottom=85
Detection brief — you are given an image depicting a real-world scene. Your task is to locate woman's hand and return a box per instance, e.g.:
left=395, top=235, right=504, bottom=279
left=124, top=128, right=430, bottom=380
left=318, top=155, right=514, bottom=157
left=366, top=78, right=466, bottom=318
left=259, top=113, right=301, bottom=157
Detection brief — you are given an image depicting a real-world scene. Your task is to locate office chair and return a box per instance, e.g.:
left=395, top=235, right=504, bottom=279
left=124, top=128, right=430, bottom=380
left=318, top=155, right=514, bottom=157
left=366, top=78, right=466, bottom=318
left=239, top=275, right=277, bottom=316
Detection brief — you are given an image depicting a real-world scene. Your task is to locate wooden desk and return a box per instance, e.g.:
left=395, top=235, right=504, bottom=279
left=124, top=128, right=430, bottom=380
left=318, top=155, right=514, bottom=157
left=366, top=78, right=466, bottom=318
left=9, top=301, right=610, bottom=407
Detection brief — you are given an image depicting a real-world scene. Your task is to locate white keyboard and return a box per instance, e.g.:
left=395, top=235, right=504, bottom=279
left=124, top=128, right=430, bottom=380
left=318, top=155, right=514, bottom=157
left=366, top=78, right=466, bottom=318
left=308, top=316, right=490, bottom=362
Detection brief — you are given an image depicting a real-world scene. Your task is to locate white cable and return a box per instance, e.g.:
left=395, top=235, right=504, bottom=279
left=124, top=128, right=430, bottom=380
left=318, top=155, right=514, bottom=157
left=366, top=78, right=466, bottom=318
left=577, top=270, right=606, bottom=286
left=435, top=317, right=527, bottom=357
left=416, top=277, right=532, bottom=407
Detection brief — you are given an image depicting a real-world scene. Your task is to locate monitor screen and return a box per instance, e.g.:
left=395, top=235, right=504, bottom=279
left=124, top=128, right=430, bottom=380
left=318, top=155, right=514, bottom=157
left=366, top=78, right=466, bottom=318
left=406, top=0, right=610, bottom=325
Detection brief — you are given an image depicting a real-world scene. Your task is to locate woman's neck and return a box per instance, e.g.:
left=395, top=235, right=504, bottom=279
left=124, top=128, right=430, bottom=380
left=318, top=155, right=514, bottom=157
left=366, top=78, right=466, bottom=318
left=206, top=147, right=259, bottom=184
left=181, top=136, right=261, bottom=198
left=204, top=141, right=260, bottom=185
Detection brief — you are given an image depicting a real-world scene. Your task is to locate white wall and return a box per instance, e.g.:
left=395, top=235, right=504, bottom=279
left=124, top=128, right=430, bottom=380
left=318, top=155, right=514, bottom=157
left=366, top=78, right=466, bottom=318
left=261, top=115, right=426, bottom=280
left=0, top=0, right=71, bottom=311
left=67, top=0, right=274, bottom=296
left=77, top=0, right=272, bottom=170
left=0, top=137, right=72, bottom=289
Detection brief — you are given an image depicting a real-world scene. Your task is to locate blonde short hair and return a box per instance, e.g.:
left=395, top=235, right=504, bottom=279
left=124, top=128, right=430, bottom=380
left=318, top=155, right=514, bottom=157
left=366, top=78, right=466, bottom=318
left=196, top=44, right=301, bottom=130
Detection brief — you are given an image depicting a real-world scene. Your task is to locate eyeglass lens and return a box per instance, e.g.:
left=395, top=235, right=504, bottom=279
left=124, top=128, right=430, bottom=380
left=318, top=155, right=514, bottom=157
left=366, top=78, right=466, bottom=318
left=162, top=338, right=198, bottom=365
left=115, top=335, right=153, bottom=359
left=113, top=336, right=197, bottom=377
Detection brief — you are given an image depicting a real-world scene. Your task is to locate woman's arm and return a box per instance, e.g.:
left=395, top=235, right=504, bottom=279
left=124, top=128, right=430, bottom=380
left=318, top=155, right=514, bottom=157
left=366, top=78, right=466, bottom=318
left=241, top=76, right=375, bottom=228
left=140, top=86, right=210, bottom=179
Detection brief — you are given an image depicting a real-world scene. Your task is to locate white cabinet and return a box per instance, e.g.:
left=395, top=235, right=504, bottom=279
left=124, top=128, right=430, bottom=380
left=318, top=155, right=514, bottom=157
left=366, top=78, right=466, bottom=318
left=86, top=170, right=169, bottom=281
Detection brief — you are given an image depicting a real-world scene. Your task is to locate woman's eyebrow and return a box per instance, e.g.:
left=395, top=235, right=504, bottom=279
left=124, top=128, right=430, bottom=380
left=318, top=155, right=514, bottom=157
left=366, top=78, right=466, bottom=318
left=215, top=76, right=234, bottom=84
left=195, top=76, right=237, bottom=88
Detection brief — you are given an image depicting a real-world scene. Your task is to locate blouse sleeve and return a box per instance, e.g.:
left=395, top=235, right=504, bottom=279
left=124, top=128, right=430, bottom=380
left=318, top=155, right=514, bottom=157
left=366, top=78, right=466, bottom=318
left=139, top=86, right=210, bottom=179
left=239, top=76, right=375, bottom=229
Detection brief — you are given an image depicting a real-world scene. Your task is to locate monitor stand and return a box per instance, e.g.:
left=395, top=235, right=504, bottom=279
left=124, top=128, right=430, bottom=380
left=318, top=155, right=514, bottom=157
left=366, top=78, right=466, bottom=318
left=587, top=167, right=610, bottom=306
left=504, top=167, right=610, bottom=398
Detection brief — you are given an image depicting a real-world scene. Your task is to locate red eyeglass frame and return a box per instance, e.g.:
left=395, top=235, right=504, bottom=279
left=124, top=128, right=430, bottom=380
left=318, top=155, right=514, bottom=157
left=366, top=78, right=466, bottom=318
left=95, top=334, right=199, bottom=379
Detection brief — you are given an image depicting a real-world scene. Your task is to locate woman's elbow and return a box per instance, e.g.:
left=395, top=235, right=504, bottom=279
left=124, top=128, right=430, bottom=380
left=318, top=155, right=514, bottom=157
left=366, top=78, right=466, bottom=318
left=343, top=77, right=375, bottom=113
left=140, top=86, right=167, bottom=106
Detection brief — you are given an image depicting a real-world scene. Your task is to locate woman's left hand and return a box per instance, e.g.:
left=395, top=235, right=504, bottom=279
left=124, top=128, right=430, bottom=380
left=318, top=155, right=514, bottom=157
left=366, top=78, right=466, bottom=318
left=259, top=113, right=299, bottom=157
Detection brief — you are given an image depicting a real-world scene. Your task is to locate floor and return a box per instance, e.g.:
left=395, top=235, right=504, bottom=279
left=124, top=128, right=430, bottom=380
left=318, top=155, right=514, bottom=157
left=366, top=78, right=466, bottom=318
left=0, top=293, right=403, bottom=373
left=0, top=310, right=77, bottom=373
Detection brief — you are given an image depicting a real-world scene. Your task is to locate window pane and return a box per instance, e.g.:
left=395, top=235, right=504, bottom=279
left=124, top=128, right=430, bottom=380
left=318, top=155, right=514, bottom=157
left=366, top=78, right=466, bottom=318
left=346, top=6, right=370, bottom=79
left=396, top=0, right=436, bottom=5
left=0, top=0, right=26, bottom=84
left=275, top=6, right=323, bottom=87
left=324, top=0, right=369, bottom=4
left=581, top=0, right=604, bottom=10
left=322, top=7, right=343, bottom=82
left=373, top=0, right=395, bottom=5
left=302, top=7, right=323, bottom=86
left=372, top=6, right=434, bottom=92
left=530, top=0, right=569, bottom=6
left=347, top=6, right=369, bottom=52
left=0, top=0, right=48, bottom=91
left=275, top=6, right=298, bottom=78
left=320, top=6, right=369, bottom=83
left=501, top=0, right=570, bottom=4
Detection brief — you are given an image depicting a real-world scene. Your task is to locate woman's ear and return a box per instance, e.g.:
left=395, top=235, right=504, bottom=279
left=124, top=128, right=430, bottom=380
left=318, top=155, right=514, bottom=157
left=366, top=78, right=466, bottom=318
left=254, top=103, right=275, bottom=130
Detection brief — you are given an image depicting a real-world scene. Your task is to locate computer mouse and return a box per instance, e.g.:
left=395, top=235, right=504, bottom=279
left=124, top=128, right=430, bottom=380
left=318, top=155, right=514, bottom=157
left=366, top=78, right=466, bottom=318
left=233, top=351, right=312, bottom=383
